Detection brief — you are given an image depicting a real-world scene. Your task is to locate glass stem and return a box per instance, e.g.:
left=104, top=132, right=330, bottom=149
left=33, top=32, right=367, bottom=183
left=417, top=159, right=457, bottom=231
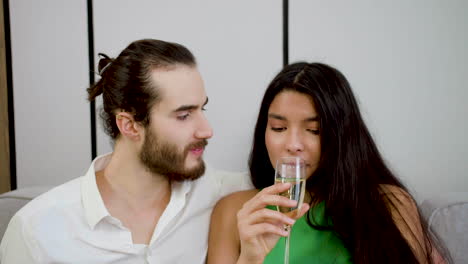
left=284, top=227, right=290, bottom=264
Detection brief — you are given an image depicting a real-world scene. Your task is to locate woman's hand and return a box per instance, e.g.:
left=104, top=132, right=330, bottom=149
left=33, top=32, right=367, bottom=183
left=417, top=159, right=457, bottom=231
left=236, top=183, right=310, bottom=264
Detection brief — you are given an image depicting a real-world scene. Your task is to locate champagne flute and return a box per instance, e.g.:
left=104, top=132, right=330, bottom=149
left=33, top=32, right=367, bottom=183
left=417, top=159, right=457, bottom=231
left=274, top=157, right=306, bottom=264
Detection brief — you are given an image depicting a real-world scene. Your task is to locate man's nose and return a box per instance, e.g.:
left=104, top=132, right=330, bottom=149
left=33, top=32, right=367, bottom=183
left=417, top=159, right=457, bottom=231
left=195, top=114, right=213, bottom=139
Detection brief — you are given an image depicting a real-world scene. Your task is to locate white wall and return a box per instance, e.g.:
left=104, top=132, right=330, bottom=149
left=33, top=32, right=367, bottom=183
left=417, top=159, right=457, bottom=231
left=10, top=0, right=90, bottom=187
left=290, top=0, right=468, bottom=201
left=9, top=1, right=468, bottom=200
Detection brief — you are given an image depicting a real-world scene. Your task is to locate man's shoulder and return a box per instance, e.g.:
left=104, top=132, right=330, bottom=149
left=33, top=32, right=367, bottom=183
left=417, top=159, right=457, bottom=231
left=203, top=165, right=252, bottom=187
left=15, top=177, right=83, bottom=221
left=202, top=165, right=253, bottom=197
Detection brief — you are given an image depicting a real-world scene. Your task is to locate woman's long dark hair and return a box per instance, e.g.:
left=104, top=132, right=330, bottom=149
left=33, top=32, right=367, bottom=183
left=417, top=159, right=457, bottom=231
left=249, top=62, right=450, bottom=263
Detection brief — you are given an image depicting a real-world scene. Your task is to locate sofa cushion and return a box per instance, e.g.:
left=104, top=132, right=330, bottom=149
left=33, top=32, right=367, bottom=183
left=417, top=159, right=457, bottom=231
left=421, top=192, right=468, bottom=264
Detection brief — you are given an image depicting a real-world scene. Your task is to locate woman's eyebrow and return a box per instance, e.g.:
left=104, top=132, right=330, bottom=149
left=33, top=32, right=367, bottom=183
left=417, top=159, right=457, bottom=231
left=303, top=116, right=319, bottom=122
left=268, top=113, right=286, bottom=120
left=268, top=113, right=319, bottom=122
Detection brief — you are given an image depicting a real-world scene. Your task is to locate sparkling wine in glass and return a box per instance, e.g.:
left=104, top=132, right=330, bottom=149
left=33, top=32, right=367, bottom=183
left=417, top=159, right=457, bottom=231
left=274, top=157, right=306, bottom=264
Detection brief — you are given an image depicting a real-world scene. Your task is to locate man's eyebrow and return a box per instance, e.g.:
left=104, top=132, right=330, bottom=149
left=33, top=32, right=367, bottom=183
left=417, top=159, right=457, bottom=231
left=173, top=97, right=209, bottom=112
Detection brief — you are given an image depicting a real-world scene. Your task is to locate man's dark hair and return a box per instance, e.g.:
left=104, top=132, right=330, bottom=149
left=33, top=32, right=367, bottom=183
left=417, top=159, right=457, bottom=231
left=87, top=39, right=196, bottom=139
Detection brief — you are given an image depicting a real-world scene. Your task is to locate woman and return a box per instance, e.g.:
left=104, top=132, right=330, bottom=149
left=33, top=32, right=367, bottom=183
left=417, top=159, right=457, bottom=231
left=207, top=62, right=449, bottom=263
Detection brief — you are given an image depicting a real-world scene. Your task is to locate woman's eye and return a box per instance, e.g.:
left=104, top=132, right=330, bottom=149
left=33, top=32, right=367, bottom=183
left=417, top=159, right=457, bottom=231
left=271, top=127, right=286, bottom=132
left=307, top=129, right=320, bottom=135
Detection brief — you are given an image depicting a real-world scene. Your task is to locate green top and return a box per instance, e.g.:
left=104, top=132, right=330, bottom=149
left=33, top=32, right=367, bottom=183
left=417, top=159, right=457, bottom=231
left=264, top=202, right=352, bottom=264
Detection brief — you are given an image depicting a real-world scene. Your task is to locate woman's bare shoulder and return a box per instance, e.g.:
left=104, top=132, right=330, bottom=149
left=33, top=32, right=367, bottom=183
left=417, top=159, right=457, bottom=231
left=215, top=189, right=259, bottom=211
left=379, top=184, right=414, bottom=206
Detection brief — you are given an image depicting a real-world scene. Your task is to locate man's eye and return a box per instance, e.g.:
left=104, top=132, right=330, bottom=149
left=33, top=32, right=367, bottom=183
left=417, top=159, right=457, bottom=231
left=177, top=113, right=190, bottom=120
left=271, top=127, right=286, bottom=132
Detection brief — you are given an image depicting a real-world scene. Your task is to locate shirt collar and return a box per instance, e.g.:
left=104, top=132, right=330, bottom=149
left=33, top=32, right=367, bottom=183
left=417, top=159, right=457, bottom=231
left=81, top=153, right=113, bottom=229
left=81, top=153, right=194, bottom=231
left=149, top=179, right=192, bottom=244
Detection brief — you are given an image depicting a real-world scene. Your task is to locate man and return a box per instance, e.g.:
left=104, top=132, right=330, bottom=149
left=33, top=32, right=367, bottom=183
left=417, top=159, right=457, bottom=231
left=0, top=39, right=252, bottom=263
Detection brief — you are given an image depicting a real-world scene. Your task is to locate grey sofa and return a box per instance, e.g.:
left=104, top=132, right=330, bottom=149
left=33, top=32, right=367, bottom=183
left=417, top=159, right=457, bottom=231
left=1, top=187, right=467, bottom=263
left=421, top=192, right=468, bottom=264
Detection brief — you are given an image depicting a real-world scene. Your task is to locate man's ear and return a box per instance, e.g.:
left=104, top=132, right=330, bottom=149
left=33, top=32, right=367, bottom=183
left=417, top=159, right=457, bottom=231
left=115, top=112, right=141, bottom=141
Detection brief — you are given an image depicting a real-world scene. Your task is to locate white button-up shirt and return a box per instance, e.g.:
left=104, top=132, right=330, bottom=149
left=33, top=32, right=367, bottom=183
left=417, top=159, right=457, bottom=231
left=0, top=153, right=252, bottom=263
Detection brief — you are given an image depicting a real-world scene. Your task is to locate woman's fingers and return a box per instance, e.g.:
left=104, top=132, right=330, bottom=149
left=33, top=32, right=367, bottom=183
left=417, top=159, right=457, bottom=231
left=261, top=182, right=292, bottom=195
left=284, top=203, right=310, bottom=220
left=245, top=208, right=296, bottom=226
left=239, top=222, right=289, bottom=239
left=240, top=194, right=297, bottom=215
left=240, top=183, right=297, bottom=213
left=242, top=203, right=309, bottom=229
left=237, top=183, right=307, bottom=228
left=284, top=203, right=310, bottom=219
left=235, top=188, right=311, bottom=262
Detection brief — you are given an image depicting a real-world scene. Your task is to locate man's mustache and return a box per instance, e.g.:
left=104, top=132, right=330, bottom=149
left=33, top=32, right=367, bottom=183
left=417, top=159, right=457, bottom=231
left=184, top=139, right=208, bottom=153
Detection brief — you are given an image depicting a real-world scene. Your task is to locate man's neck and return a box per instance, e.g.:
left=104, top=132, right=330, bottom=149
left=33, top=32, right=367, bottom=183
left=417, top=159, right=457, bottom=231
left=97, top=144, right=171, bottom=211
left=95, top=146, right=173, bottom=245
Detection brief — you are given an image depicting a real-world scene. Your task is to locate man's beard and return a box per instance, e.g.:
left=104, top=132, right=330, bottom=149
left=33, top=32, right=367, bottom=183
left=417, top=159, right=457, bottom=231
left=139, top=128, right=207, bottom=182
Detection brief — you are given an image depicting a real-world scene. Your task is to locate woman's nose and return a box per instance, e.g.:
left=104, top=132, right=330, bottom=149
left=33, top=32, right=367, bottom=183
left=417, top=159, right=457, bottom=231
left=286, top=130, right=304, bottom=154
